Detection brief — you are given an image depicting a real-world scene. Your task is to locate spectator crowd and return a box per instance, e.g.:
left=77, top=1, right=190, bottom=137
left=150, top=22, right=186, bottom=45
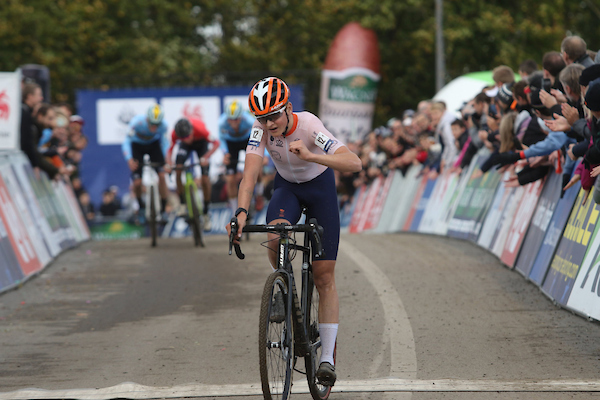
left=335, top=35, right=600, bottom=209
left=19, top=34, right=600, bottom=227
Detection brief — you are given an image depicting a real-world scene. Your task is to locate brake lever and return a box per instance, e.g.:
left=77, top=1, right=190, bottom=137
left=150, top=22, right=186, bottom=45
left=228, top=217, right=245, bottom=259
left=229, top=217, right=237, bottom=256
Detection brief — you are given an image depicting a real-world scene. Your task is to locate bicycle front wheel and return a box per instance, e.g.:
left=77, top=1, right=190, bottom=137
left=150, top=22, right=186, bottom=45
left=149, top=186, right=157, bottom=247
left=259, top=271, right=294, bottom=400
left=305, top=273, right=334, bottom=400
left=188, top=188, right=204, bottom=247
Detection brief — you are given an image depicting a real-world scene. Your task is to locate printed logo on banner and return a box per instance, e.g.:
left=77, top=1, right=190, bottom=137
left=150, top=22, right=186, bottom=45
left=542, top=189, right=600, bottom=305
left=500, top=179, right=544, bottom=267
left=0, top=90, right=9, bottom=120
left=97, top=98, right=157, bottom=145
left=567, top=222, right=600, bottom=320
left=0, top=213, right=24, bottom=291
left=0, top=177, right=41, bottom=275
left=0, top=71, right=20, bottom=150
left=514, top=171, right=562, bottom=277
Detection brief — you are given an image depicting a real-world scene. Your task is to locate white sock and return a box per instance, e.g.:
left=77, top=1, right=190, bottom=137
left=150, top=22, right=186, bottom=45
left=229, top=198, right=238, bottom=212
left=319, top=323, right=338, bottom=366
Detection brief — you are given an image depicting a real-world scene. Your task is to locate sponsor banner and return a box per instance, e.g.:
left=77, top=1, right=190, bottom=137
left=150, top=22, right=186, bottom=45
left=0, top=174, right=42, bottom=275
left=489, top=186, right=523, bottom=257
left=500, top=178, right=545, bottom=267
left=354, top=176, right=383, bottom=232
left=566, top=222, right=600, bottom=320
left=439, top=169, right=472, bottom=235
left=408, top=177, right=436, bottom=232
left=363, top=173, right=394, bottom=231
left=477, top=172, right=510, bottom=249
left=403, top=173, right=428, bottom=231
left=50, top=180, right=80, bottom=245
left=542, top=189, right=600, bottom=306
left=340, top=193, right=359, bottom=230
left=96, top=97, right=157, bottom=145
left=447, top=160, right=481, bottom=240
left=40, top=174, right=77, bottom=249
left=466, top=170, right=502, bottom=242
left=25, top=164, right=69, bottom=250
left=90, top=221, right=145, bottom=241
left=0, top=163, right=52, bottom=267
left=0, top=213, right=25, bottom=292
left=8, top=154, right=62, bottom=257
left=54, top=180, right=88, bottom=242
left=347, top=184, right=370, bottom=233
left=528, top=181, right=579, bottom=285
left=373, top=171, right=404, bottom=233
left=514, top=170, right=562, bottom=277
left=59, top=180, right=91, bottom=240
left=418, top=171, right=459, bottom=235
left=160, top=96, right=221, bottom=143
left=319, top=68, right=380, bottom=144
left=388, top=166, right=423, bottom=232
left=0, top=70, right=21, bottom=150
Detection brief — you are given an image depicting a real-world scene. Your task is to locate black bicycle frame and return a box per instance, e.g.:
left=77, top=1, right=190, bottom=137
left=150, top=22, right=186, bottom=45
left=229, top=219, right=325, bottom=359
left=276, top=231, right=312, bottom=358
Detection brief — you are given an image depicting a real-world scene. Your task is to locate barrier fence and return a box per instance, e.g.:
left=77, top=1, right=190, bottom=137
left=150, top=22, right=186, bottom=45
left=0, top=150, right=90, bottom=295
left=342, top=146, right=600, bottom=323
left=5, top=141, right=600, bottom=324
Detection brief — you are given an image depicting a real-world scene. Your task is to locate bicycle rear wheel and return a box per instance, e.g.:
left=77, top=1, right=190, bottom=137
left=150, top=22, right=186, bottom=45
left=189, top=189, right=204, bottom=247
left=149, top=186, right=157, bottom=247
left=305, top=272, right=334, bottom=400
left=259, top=271, right=294, bottom=400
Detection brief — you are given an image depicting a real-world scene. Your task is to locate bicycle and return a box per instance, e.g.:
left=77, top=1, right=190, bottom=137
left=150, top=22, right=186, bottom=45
left=174, top=162, right=205, bottom=247
left=229, top=212, right=335, bottom=400
left=141, top=155, right=163, bottom=247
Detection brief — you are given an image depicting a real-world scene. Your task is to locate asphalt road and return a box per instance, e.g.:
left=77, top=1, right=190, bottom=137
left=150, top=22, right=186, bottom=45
left=1, top=233, right=600, bottom=400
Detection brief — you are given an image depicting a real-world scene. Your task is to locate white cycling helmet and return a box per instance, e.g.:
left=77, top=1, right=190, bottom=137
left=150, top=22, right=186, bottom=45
left=147, top=104, right=164, bottom=125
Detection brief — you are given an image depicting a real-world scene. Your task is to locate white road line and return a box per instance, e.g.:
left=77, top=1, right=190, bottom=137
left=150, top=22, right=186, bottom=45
left=339, top=239, right=418, bottom=378
left=4, top=379, right=600, bottom=400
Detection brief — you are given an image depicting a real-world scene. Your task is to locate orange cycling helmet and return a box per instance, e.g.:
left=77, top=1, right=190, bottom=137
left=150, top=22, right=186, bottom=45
left=248, top=77, right=290, bottom=117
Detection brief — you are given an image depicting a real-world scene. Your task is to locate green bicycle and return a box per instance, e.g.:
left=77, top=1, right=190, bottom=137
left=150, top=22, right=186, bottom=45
left=175, top=163, right=205, bottom=247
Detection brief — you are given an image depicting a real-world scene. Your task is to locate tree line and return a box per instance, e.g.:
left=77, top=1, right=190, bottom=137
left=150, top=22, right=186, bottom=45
left=1, top=0, right=598, bottom=124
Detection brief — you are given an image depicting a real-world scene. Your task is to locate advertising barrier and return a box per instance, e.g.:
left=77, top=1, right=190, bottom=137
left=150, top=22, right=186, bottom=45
left=541, top=189, right=600, bottom=306
left=0, top=151, right=89, bottom=295
left=527, top=180, right=579, bottom=286
left=514, top=170, right=563, bottom=277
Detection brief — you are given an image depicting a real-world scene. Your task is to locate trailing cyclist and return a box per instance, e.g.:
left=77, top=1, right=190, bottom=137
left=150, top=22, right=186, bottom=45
left=218, top=100, right=256, bottom=213
left=227, top=77, right=362, bottom=386
left=168, top=117, right=220, bottom=231
left=122, top=104, right=170, bottom=219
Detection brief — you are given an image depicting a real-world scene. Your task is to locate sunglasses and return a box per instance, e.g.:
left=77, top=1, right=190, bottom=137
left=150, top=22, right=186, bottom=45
left=257, top=108, right=286, bottom=125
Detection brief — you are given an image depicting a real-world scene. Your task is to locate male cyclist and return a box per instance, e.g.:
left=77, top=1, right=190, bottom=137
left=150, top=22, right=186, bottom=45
left=227, top=77, right=362, bottom=386
left=218, top=100, right=256, bottom=212
left=122, top=104, right=170, bottom=217
left=168, top=117, right=220, bottom=231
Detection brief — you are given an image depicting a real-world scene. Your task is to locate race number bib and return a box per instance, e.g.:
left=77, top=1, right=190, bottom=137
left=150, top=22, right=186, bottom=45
left=248, top=127, right=264, bottom=148
left=315, top=132, right=336, bottom=153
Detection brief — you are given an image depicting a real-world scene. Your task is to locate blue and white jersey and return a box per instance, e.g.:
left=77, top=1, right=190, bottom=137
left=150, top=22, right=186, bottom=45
left=122, top=114, right=169, bottom=160
left=218, top=111, right=255, bottom=153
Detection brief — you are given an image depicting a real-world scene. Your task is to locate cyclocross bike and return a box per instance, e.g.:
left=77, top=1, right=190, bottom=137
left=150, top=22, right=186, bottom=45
left=229, top=212, right=335, bottom=400
left=174, top=163, right=205, bottom=247
left=141, top=155, right=163, bottom=247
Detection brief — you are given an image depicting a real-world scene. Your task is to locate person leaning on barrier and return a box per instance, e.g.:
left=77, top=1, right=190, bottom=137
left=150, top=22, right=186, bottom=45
left=21, top=83, right=43, bottom=175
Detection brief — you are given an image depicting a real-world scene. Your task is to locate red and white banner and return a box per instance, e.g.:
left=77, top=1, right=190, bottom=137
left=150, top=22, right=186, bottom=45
left=0, top=174, right=41, bottom=275
left=0, top=70, right=21, bottom=150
